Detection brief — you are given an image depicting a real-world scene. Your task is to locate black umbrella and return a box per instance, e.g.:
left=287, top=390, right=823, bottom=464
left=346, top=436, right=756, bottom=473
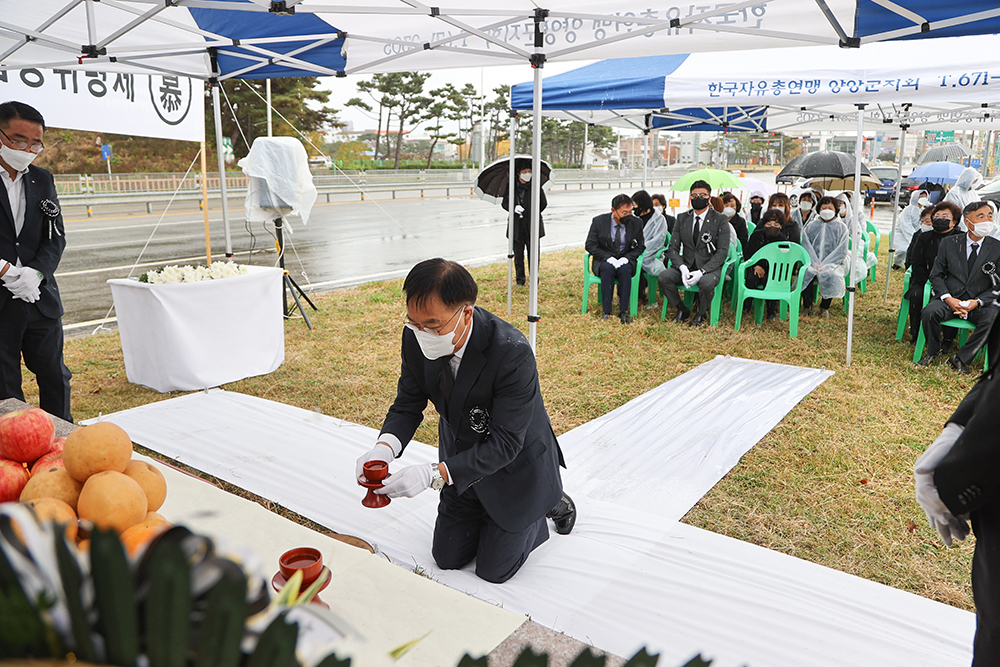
left=916, top=143, right=975, bottom=164
left=474, top=155, right=553, bottom=205
left=776, top=150, right=873, bottom=181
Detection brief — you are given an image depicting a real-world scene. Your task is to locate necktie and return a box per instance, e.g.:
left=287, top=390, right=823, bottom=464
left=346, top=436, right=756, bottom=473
left=439, top=355, right=455, bottom=402
left=969, top=242, right=980, bottom=274
left=692, top=215, right=701, bottom=243
left=615, top=223, right=625, bottom=253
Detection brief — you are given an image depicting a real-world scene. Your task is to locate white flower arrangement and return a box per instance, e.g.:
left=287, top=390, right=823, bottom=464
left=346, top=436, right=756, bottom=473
left=139, top=261, right=249, bottom=284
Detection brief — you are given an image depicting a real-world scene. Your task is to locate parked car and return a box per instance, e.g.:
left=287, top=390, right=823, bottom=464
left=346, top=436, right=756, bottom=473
left=897, top=175, right=945, bottom=208
left=977, top=176, right=1000, bottom=206
left=863, top=166, right=901, bottom=205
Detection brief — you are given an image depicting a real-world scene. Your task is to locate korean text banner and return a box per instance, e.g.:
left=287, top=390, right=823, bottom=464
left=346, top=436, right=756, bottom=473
left=0, top=69, right=204, bottom=142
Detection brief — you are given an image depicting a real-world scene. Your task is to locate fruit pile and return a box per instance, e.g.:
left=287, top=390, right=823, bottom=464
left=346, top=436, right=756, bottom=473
left=0, top=407, right=170, bottom=555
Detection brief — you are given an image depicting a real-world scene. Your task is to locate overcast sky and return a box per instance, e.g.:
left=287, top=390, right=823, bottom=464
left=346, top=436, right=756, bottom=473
left=317, top=61, right=596, bottom=137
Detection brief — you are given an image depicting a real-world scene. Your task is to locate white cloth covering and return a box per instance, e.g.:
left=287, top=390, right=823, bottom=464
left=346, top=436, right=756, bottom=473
left=801, top=216, right=849, bottom=300
left=240, top=137, right=318, bottom=226
left=107, top=266, right=284, bottom=392
left=84, top=357, right=975, bottom=666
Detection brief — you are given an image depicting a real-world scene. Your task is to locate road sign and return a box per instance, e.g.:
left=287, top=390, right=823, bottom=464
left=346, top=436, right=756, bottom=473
left=971, top=157, right=982, bottom=169
left=923, top=130, right=955, bottom=144
left=101, top=144, right=112, bottom=161
left=726, top=138, right=738, bottom=144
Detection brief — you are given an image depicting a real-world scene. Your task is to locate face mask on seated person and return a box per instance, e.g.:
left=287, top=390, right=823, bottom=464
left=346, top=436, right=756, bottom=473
left=920, top=221, right=933, bottom=232
left=818, top=209, right=836, bottom=222
left=764, top=223, right=782, bottom=237
left=932, top=216, right=952, bottom=232
left=653, top=205, right=664, bottom=215
left=918, top=197, right=930, bottom=207
left=973, top=221, right=995, bottom=237
left=691, top=196, right=709, bottom=210
left=799, top=201, right=814, bottom=212
left=723, top=206, right=736, bottom=219
left=0, top=144, right=36, bottom=172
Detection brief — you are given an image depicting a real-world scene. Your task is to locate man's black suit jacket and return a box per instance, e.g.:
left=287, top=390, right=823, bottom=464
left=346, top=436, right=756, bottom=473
left=665, top=207, right=731, bottom=276
left=585, top=213, right=645, bottom=275
left=381, top=307, right=564, bottom=533
left=929, top=234, right=1000, bottom=305
left=0, top=164, right=66, bottom=319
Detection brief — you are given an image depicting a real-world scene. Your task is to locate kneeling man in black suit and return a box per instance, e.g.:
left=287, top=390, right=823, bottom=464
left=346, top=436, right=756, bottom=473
left=355, top=258, right=575, bottom=583
left=918, top=201, right=1000, bottom=374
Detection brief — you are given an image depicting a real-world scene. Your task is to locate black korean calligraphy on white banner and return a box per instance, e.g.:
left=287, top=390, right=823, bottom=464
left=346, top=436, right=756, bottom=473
left=0, top=69, right=203, bottom=142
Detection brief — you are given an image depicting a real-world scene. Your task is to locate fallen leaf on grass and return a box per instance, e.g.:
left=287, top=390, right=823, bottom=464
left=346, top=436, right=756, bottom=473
left=907, top=520, right=917, bottom=533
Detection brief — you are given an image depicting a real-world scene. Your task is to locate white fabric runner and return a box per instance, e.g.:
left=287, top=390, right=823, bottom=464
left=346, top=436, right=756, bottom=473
left=86, top=357, right=975, bottom=666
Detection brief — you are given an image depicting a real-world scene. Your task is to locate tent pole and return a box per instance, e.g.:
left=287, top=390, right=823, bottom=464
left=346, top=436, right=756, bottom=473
left=266, top=79, right=272, bottom=137
left=884, top=123, right=908, bottom=299
left=528, top=12, right=544, bottom=353
left=642, top=130, right=648, bottom=189
left=212, top=84, right=233, bottom=257
left=507, top=104, right=516, bottom=317
left=846, top=105, right=865, bottom=366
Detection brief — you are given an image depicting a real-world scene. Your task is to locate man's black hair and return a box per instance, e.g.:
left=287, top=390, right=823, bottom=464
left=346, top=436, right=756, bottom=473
left=403, top=258, right=478, bottom=309
left=631, top=189, right=653, bottom=213
left=0, top=101, right=45, bottom=130
left=611, top=193, right=633, bottom=210
left=964, top=200, right=992, bottom=219
left=689, top=179, right=711, bottom=194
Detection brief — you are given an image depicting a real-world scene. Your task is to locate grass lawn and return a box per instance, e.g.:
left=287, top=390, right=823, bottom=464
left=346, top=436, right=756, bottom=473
left=32, top=243, right=977, bottom=612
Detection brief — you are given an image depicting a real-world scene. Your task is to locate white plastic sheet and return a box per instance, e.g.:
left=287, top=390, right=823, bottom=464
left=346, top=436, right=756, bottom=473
left=240, top=137, right=318, bottom=226
left=86, top=358, right=975, bottom=666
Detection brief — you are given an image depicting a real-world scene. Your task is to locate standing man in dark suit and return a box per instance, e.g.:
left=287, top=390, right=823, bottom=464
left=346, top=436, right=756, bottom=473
left=658, top=179, right=731, bottom=327
left=0, top=101, right=71, bottom=422
left=355, top=258, right=574, bottom=584
left=915, top=311, right=1000, bottom=665
left=584, top=193, right=645, bottom=324
left=918, top=201, right=1000, bottom=374
left=501, top=165, right=546, bottom=287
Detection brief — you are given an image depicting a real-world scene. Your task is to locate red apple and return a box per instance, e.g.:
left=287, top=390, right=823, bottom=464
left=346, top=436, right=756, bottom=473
left=30, top=451, right=65, bottom=476
left=0, top=408, right=55, bottom=463
left=0, top=457, right=30, bottom=502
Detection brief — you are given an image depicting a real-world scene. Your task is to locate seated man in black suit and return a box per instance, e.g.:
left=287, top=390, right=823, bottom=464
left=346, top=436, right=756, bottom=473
left=355, top=258, right=574, bottom=583
left=918, top=201, right=1000, bottom=374
left=584, top=193, right=645, bottom=324
left=658, top=179, right=731, bottom=327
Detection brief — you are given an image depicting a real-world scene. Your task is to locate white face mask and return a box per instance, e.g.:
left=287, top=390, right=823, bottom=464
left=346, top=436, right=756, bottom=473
left=973, top=221, right=995, bottom=238
left=723, top=206, right=736, bottom=219
left=0, top=144, right=36, bottom=172
left=653, top=205, right=663, bottom=215
left=769, top=206, right=783, bottom=211
left=918, top=197, right=929, bottom=207
left=920, top=222, right=933, bottom=232
left=838, top=206, right=847, bottom=217
left=799, top=201, right=813, bottom=212
left=519, top=172, right=532, bottom=183
left=819, top=209, right=836, bottom=222
left=406, top=308, right=468, bottom=360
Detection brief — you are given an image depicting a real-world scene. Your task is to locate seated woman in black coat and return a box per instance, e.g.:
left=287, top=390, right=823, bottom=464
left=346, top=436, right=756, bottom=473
left=743, top=209, right=792, bottom=319
left=905, top=201, right=964, bottom=345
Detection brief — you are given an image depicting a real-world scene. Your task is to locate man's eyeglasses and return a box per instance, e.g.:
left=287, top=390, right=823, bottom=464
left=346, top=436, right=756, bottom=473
left=0, top=127, right=44, bottom=154
left=405, top=305, right=464, bottom=335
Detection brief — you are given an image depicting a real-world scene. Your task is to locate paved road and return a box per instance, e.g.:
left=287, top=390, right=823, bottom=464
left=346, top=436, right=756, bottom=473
left=55, top=180, right=905, bottom=330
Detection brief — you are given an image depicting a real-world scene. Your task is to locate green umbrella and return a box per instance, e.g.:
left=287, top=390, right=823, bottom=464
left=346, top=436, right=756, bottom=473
left=670, top=168, right=745, bottom=192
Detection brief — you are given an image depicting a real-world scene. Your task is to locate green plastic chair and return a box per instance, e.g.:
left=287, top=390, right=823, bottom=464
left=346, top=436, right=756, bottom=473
left=844, top=233, right=869, bottom=305
left=734, top=242, right=812, bottom=337
left=641, top=246, right=668, bottom=308
left=663, top=243, right=741, bottom=327
left=895, top=267, right=912, bottom=341
left=865, top=220, right=881, bottom=282
left=746, top=221, right=756, bottom=237
left=912, top=280, right=990, bottom=369
left=582, top=249, right=647, bottom=318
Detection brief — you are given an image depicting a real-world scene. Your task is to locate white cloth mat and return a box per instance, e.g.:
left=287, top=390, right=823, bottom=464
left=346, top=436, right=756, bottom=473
left=86, top=358, right=975, bottom=666
left=108, top=265, right=284, bottom=393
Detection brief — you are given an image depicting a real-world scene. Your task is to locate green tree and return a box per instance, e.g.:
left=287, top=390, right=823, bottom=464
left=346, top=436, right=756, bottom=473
left=207, top=77, right=340, bottom=160
left=418, top=83, right=465, bottom=169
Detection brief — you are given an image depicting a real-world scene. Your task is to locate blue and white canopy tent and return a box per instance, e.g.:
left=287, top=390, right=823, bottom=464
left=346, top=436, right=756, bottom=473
left=4, top=0, right=1000, bottom=349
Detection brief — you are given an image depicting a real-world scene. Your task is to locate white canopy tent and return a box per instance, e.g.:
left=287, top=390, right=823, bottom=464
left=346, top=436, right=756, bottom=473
left=5, top=1, right=1000, bottom=349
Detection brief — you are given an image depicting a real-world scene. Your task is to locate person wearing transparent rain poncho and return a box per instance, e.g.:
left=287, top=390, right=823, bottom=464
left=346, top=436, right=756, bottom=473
left=894, top=189, right=932, bottom=269
left=836, top=191, right=876, bottom=284
left=944, top=167, right=983, bottom=221
left=801, top=196, right=849, bottom=317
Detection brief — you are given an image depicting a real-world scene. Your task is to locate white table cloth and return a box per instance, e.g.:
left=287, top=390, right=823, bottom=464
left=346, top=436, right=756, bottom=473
left=108, top=266, right=284, bottom=392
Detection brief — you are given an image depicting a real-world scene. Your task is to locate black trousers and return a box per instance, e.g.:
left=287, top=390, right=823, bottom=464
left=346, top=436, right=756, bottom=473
left=921, top=299, right=998, bottom=365
left=658, top=266, right=721, bottom=317
left=971, top=502, right=1000, bottom=666
left=597, top=260, right=634, bottom=315
left=513, top=234, right=532, bottom=284
left=0, top=299, right=72, bottom=422
left=802, top=282, right=833, bottom=310
left=432, top=484, right=548, bottom=584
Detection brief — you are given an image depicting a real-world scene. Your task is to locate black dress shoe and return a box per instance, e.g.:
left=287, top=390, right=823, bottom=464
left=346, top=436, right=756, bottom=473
left=917, top=351, right=942, bottom=366
left=674, top=307, right=691, bottom=323
left=689, top=313, right=706, bottom=327
left=941, top=338, right=955, bottom=355
left=546, top=493, right=577, bottom=535
left=601, top=313, right=610, bottom=320
left=949, top=354, right=972, bottom=375
left=619, top=313, right=632, bottom=324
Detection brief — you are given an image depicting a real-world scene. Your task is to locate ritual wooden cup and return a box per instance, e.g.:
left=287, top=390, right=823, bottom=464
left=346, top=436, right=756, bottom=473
left=278, top=546, right=324, bottom=584
left=359, top=461, right=390, bottom=508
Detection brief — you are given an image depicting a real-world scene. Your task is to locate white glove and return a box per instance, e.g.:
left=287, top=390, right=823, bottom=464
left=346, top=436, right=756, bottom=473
left=915, top=423, right=964, bottom=475
left=615, top=257, right=627, bottom=268
left=514, top=205, right=525, bottom=215
left=607, top=257, right=623, bottom=269
left=1, top=263, right=22, bottom=285
left=914, top=423, right=969, bottom=546
left=375, top=463, right=434, bottom=499
left=679, top=265, right=691, bottom=286
left=8, top=267, right=41, bottom=295
left=355, top=443, right=394, bottom=482
left=915, top=471, right=970, bottom=546
left=689, top=270, right=704, bottom=286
